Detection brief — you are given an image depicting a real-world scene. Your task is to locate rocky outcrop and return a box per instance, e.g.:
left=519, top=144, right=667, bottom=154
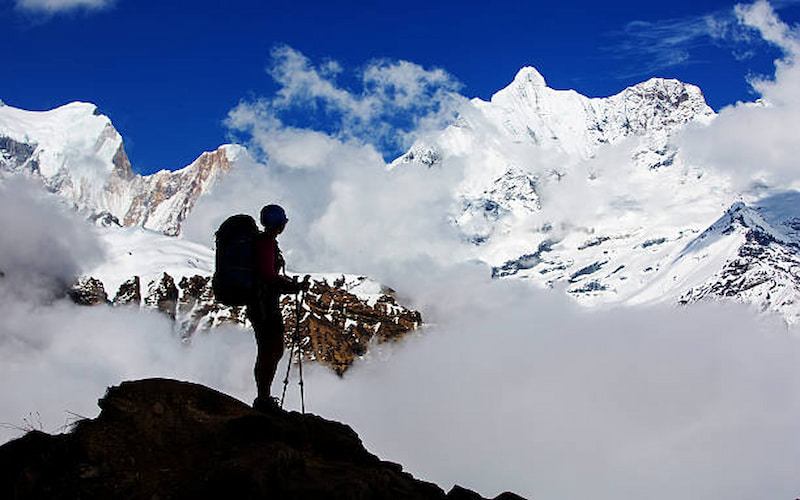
left=144, top=273, right=179, bottom=319
left=0, top=378, right=525, bottom=499
left=0, top=135, right=38, bottom=173
left=67, top=277, right=109, bottom=306
left=282, top=279, right=422, bottom=375
left=69, top=273, right=423, bottom=374
left=112, top=276, right=141, bottom=306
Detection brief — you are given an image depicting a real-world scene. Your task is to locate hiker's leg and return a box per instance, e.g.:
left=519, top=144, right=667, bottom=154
left=252, top=323, right=270, bottom=399
left=247, top=303, right=271, bottom=400
left=262, top=308, right=285, bottom=391
left=251, top=305, right=285, bottom=398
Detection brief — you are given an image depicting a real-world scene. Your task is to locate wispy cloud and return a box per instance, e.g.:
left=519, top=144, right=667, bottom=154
left=15, top=0, right=116, bottom=14
left=226, top=45, right=466, bottom=161
left=615, top=15, right=721, bottom=73
left=607, top=0, right=800, bottom=77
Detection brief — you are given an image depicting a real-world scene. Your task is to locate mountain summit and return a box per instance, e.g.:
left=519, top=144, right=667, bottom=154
left=392, top=67, right=800, bottom=323
left=0, top=103, right=243, bottom=235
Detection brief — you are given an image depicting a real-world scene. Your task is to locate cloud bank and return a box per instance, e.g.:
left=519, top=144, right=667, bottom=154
left=0, top=179, right=255, bottom=444
left=0, top=179, right=104, bottom=300
left=298, top=274, right=800, bottom=500
left=678, top=0, right=800, bottom=192
left=4, top=203, right=800, bottom=499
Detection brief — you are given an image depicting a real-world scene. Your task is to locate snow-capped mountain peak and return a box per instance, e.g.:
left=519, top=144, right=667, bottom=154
left=0, top=101, right=245, bottom=236
left=0, top=101, right=123, bottom=187
left=390, top=67, right=799, bottom=323
left=511, top=66, right=548, bottom=88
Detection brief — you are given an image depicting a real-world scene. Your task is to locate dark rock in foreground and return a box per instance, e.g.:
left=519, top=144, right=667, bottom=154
left=0, top=378, right=526, bottom=500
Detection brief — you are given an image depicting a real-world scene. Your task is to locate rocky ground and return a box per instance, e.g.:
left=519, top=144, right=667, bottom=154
left=0, top=378, right=525, bottom=500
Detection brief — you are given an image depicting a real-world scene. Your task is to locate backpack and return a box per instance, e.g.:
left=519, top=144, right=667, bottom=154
left=212, top=214, right=259, bottom=306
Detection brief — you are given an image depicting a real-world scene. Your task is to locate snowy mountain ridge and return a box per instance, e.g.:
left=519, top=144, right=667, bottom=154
left=2, top=66, right=799, bottom=324
left=392, top=67, right=800, bottom=323
left=0, top=102, right=243, bottom=236
left=393, top=68, right=713, bottom=172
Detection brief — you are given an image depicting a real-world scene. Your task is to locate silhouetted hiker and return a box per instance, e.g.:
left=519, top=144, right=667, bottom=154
left=248, top=204, right=309, bottom=413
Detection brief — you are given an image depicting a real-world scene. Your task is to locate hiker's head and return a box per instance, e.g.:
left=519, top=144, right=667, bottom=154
left=260, top=204, right=288, bottom=234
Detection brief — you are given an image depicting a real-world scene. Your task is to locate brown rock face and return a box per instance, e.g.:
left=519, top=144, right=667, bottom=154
left=110, top=141, right=135, bottom=181
left=121, top=148, right=235, bottom=236
left=144, top=273, right=179, bottom=319
left=112, top=276, right=141, bottom=306
left=68, top=277, right=108, bottom=306
left=175, top=274, right=247, bottom=338
left=282, top=280, right=422, bottom=375
left=0, top=379, right=524, bottom=499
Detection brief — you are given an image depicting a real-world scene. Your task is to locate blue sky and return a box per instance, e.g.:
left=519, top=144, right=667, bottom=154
left=2, top=0, right=798, bottom=174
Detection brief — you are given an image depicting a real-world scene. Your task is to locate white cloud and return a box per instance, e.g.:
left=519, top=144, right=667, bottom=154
left=0, top=180, right=252, bottom=444
left=182, top=133, right=467, bottom=278
left=4, top=231, right=800, bottom=500
left=293, top=275, right=800, bottom=500
left=227, top=45, right=466, bottom=160
left=15, top=0, right=115, bottom=14
left=737, top=0, right=800, bottom=53
left=0, top=292, right=256, bottom=444
left=268, top=45, right=374, bottom=121
left=613, top=15, right=716, bottom=74
left=677, top=0, right=800, bottom=191
left=0, top=178, right=105, bottom=300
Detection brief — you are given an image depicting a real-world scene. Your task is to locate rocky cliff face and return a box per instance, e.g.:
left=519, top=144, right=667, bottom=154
left=0, top=378, right=525, bottom=499
left=0, top=102, right=242, bottom=236
left=69, top=273, right=422, bottom=375
left=118, top=146, right=240, bottom=235
left=282, top=277, right=423, bottom=375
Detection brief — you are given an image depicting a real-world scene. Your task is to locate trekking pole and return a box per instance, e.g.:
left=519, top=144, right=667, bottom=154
left=278, top=265, right=293, bottom=409
left=296, top=288, right=306, bottom=414
left=280, top=285, right=307, bottom=412
left=279, top=329, right=295, bottom=410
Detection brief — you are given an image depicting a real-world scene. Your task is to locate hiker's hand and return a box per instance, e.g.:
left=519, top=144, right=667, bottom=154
left=301, top=274, right=311, bottom=291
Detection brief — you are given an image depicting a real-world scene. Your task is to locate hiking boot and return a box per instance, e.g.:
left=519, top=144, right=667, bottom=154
left=253, top=396, right=281, bottom=413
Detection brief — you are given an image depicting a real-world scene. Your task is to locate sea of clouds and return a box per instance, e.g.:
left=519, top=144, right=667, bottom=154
left=2, top=1, right=800, bottom=499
